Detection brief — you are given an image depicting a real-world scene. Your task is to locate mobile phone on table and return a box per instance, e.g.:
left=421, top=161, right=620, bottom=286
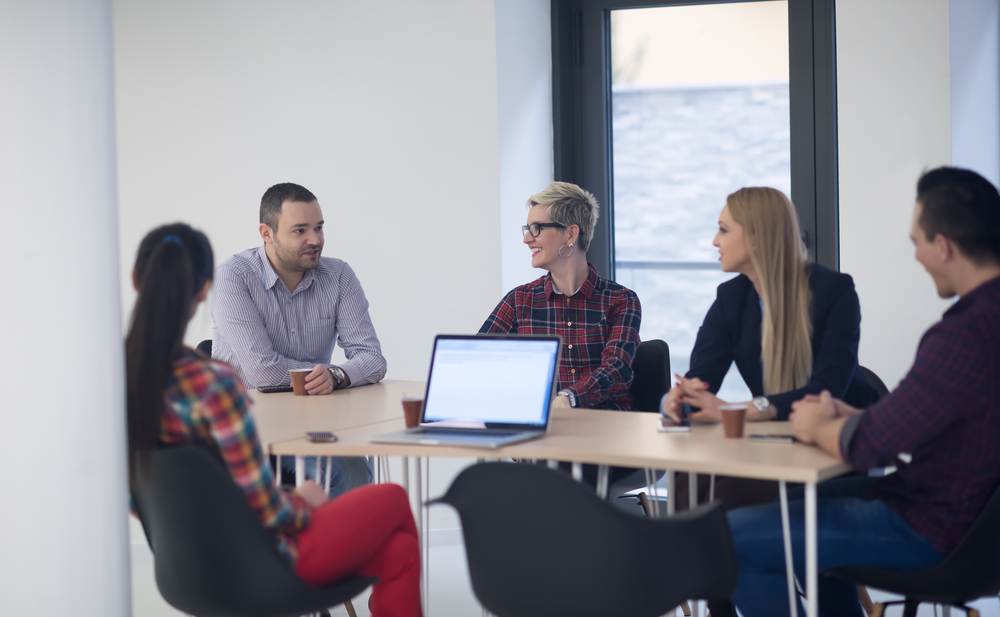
left=658, top=402, right=691, bottom=433
left=258, top=385, right=294, bottom=394
left=748, top=433, right=798, bottom=444
left=305, top=431, right=338, bottom=443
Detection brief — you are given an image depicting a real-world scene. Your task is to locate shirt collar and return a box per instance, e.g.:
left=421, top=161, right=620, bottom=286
left=256, top=244, right=280, bottom=290
left=255, top=244, right=317, bottom=293
left=544, top=263, right=599, bottom=300
left=947, top=273, right=1000, bottom=317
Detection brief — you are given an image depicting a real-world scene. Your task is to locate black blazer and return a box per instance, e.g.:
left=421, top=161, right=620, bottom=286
left=687, top=263, right=878, bottom=420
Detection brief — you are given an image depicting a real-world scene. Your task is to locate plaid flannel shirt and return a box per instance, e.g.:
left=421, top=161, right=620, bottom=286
left=844, top=275, right=1000, bottom=554
left=479, top=263, right=641, bottom=410
left=160, top=349, right=311, bottom=562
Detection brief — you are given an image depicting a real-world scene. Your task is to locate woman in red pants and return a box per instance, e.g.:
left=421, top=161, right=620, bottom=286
left=125, top=223, right=421, bottom=617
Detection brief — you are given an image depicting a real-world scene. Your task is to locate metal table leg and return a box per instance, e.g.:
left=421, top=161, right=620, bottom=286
left=779, top=480, right=799, bottom=617
left=805, top=481, right=818, bottom=617
left=666, top=470, right=676, bottom=516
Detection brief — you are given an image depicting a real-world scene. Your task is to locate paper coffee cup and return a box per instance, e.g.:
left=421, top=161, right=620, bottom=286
left=290, top=369, right=311, bottom=396
left=402, top=398, right=423, bottom=428
left=719, top=404, right=747, bottom=438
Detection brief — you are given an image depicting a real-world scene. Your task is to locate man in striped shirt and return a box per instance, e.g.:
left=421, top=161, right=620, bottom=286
left=211, top=182, right=386, bottom=496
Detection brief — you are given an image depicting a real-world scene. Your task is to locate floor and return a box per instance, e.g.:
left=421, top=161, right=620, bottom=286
left=130, top=528, right=1000, bottom=617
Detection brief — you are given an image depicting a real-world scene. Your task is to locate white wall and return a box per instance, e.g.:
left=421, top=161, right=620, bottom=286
left=496, top=0, right=554, bottom=294
left=838, top=0, right=954, bottom=389
left=0, top=1, right=131, bottom=615
left=115, top=0, right=502, bottom=382
left=951, top=0, right=1000, bottom=187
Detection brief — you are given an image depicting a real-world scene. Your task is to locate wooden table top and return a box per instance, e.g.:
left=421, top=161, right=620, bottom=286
left=269, top=406, right=851, bottom=484
left=250, top=379, right=426, bottom=447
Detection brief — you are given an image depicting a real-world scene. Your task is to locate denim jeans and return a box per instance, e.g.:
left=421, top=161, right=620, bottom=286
left=281, top=456, right=372, bottom=498
left=727, top=483, right=945, bottom=617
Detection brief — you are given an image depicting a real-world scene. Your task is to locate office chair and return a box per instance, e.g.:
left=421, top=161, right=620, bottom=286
left=196, top=339, right=212, bottom=357
left=132, top=444, right=375, bottom=617
left=430, top=462, right=737, bottom=617
left=628, top=339, right=671, bottom=413
left=859, top=365, right=890, bottom=398
left=827, top=483, right=1000, bottom=617
left=604, top=339, right=671, bottom=500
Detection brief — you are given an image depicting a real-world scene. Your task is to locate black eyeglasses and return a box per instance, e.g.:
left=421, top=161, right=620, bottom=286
left=522, top=222, right=566, bottom=237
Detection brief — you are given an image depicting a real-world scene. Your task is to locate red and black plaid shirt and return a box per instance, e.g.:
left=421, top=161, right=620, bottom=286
left=845, top=275, right=1000, bottom=554
left=479, top=263, right=641, bottom=410
left=159, top=350, right=311, bottom=562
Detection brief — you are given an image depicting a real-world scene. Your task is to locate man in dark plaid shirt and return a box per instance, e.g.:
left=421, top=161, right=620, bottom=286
left=724, top=167, right=1000, bottom=617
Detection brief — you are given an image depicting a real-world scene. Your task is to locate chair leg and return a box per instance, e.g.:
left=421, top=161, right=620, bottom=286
left=858, top=585, right=874, bottom=615
left=902, top=598, right=920, bottom=617
left=680, top=600, right=692, bottom=616
left=638, top=492, right=653, bottom=517
left=870, top=604, right=885, bottom=617
left=344, top=599, right=358, bottom=617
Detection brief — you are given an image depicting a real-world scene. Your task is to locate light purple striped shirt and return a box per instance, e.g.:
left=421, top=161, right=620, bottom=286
left=211, top=245, right=387, bottom=389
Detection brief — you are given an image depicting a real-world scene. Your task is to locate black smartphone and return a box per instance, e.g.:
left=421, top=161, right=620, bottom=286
left=306, top=431, right=338, bottom=443
left=748, top=434, right=798, bottom=444
left=258, top=385, right=294, bottom=394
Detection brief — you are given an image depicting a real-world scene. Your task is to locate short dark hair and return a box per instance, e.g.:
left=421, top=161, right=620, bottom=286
left=260, top=183, right=317, bottom=231
left=916, top=167, right=1000, bottom=265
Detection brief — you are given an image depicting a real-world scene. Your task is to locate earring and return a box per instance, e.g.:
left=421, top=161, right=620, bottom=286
left=558, top=243, right=574, bottom=258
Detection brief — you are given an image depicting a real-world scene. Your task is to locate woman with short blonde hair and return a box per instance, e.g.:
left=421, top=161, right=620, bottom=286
left=663, top=187, right=878, bottom=511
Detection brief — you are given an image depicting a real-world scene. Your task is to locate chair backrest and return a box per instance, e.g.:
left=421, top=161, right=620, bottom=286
left=830, top=482, right=1000, bottom=603
left=858, top=365, right=889, bottom=399
left=132, top=444, right=374, bottom=617
left=431, top=462, right=737, bottom=617
left=196, top=339, right=212, bottom=357
left=629, top=339, right=671, bottom=412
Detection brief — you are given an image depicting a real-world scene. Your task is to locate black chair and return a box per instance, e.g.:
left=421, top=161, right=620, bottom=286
left=132, top=444, right=375, bottom=617
left=429, top=462, right=737, bottom=617
left=606, top=339, right=670, bottom=500
left=859, top=365, right=890, bottom=399
left=828, top=484, right=1000, bottom=617
left=196, top=339, right=212, bottom=357
left=629, top=339, right=671, bottom=412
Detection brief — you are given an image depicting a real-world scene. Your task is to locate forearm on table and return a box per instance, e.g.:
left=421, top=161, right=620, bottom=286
left=812, top=416, right=849, bottom=460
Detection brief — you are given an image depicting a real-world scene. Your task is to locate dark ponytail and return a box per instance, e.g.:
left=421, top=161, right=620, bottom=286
left=125, top=223, right=214, bottom=489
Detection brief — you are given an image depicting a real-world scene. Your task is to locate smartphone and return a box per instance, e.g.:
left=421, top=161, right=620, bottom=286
left=305, top=431, right=338, bottom=443
left=258, top=385, right=294, bottom=394
left=658, top=402, right=692, bottom=432
left=658, top=415, right=691, bottom=433
left=748, top=433, right=798, bottom=444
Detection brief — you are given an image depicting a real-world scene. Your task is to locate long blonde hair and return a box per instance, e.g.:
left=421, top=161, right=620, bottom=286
left=726, top=187, right=812, bottom=395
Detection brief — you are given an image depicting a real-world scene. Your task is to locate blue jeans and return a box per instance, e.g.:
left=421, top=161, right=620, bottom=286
left=281, top=456, right=371, bottom=498
left=728, top=486, right=945, bottom=617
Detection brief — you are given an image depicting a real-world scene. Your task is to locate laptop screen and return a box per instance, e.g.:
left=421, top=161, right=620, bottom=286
left=422, top=335, right=560, bottom=427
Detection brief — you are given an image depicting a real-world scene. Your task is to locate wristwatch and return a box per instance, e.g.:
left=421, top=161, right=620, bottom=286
left=556, top=389, right=577, bottom=408
left=329, top=366, right=347, bottom=390
left=751, top=396, right=774, bottom=421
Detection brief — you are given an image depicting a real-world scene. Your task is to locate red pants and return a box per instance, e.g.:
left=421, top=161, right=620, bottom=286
left=295, top=483, right=422, bottom=617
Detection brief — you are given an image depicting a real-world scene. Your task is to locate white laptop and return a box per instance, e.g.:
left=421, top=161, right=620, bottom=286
left=369, top=334, right=561, bottom=449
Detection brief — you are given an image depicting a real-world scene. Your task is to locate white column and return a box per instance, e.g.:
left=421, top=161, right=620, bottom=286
left=0, top=1, right=129, bottom=616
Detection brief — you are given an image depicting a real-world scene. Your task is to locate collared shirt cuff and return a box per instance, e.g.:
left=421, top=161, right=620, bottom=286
left=840, top=412, right=865, bottom=460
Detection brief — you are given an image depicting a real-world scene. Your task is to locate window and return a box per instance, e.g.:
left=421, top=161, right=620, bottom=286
left=553, top=0, right=837, bottom=397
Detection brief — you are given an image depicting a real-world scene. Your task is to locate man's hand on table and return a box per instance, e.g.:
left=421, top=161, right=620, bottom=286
left=304, top=364, right=335, bottom=395
left=294, top=480, right=329, bottom=508
left=790, top=390, right=850, bottom=459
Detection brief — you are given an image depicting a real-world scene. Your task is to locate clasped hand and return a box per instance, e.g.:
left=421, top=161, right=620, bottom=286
left=660, top=374, right=728, bottom=422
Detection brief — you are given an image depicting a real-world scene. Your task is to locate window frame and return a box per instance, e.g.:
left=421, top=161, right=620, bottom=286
left=551, top=0, right=839, bottom=278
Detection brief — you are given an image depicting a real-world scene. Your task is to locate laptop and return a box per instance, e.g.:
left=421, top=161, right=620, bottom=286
left=369, top=334, right=561, bottom=448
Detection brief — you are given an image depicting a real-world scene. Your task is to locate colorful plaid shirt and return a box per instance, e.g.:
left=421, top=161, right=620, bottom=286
left=160, top=349, right=311, bottom=562
left=843, top=275, right=1000, bottom=554
left=479, top=264, right=641, bottom=410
